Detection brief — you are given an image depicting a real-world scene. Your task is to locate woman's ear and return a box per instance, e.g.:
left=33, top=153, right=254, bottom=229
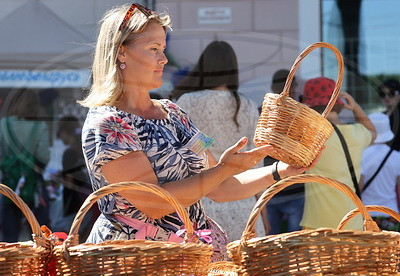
left=117, top=45, right=126, bottom=63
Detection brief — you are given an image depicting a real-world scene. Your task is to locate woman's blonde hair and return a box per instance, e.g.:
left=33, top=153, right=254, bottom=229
left=79, top=4, right=171, bottom=108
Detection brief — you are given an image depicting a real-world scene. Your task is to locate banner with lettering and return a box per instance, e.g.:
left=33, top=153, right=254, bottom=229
left=0, top=69, right=91, bottom=88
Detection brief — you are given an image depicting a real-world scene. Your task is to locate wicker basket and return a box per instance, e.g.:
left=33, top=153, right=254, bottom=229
left=53, top=181, right=213, bottom=275
left=227, top=174, right=400, bottom=275
left=0, top=183, right=50, bottom=275
left=208, top=261, right=238, bottom=276
left=254, top=42, right=344, bottom=167
left=338, top=205, right=400, bottom=230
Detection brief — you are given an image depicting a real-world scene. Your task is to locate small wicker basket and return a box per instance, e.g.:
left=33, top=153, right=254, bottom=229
left=254, top=42, right=344, bottom=167
left=53, top=181, right=213, bottom=275
left=227, top=174, right=400, bottom=275
left=0, top=183, right=50, bottom=275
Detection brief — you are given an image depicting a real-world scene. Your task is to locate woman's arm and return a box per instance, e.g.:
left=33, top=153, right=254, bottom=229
left=206, top=154, right=315, bottom=202
left=340, top=92, right=377, bottom=144
left=101, top=137, right=274, bottom=218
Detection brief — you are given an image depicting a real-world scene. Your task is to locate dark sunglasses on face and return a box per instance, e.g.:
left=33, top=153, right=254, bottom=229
left=378, top=90, right=400, bottom=98
left=119, top=3, right=153, bottom=31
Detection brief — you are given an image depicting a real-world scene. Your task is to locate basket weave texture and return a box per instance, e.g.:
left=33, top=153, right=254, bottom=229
left=254, top=42, right=344, bottom=167
left=227, top=174, right=400, bottom=275
left=0, top=183, right=50, bottom=275
left=208, top=261, right=238, bottom=276
left=53, top=181, right=213, bottom=275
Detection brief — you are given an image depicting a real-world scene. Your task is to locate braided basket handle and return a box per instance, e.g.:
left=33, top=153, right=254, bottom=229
left=337, top=205, right=400, bottom=230
left=0, top=183, right=42, bottom=237
left=280, top=42, right=344, bottom=118
left=67, top=181, right=194, bottom=247
left=241, top=174, right=375, bottom=241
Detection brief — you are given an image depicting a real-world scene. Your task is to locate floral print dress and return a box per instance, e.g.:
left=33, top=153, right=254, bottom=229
left=82, top=99, right=209, bottom=243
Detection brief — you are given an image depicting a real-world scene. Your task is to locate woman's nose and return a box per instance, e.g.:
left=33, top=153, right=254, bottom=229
left=159, top=52, right=168, bottom=65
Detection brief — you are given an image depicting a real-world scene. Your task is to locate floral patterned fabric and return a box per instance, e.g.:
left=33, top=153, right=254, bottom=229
left=82, top=99, right=209, bottom=243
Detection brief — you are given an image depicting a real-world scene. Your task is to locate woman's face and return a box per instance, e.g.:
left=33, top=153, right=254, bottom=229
left=380, top=85, right=400, bottom=110
left=118, top=21, right=168, bottom=91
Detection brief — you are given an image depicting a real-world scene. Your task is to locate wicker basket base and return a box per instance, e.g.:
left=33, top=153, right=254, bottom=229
left=254, top=94, right=334, bottom=167
left=228, top=228, right=400, bottom=275
left=55, top=239, right=212, bottom=275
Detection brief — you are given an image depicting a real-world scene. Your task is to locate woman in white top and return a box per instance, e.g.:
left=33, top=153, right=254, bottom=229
left=361, top=112, right=400, bottom=231
left=172, top=40, right=266, bottom=241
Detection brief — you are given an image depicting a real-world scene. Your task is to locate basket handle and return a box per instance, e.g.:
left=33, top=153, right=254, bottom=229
left=281, top=42, right=344, bottom=118
left=67, top=181, right=194, bottom=245
left=0, top=183, right=42, bottom=237
left=241, top=174, right=377, bottom=241
left=337, top=205, right=400, bottom=230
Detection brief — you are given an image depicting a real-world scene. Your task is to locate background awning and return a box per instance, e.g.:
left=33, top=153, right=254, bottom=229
left=0, top=0, right=93, bottom=70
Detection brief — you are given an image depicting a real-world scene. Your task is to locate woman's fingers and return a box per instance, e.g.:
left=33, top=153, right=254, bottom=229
left=219, top=137, right=248, bottom=162
left=248, top=144, right=275, bottom=159
left=229, top=137, right=248, bottom=152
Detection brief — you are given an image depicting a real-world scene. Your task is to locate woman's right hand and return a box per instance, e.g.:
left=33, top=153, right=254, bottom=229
left=217, top=137, right=275, bottom=175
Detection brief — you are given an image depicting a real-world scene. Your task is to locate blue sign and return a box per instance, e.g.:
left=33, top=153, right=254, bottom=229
left=0, top=69, right=91, bottom=88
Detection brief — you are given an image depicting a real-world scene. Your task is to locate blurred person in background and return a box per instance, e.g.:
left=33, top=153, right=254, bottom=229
left=378, top=79, right=400, bottom=151
left=300, top=77, right=376, bottom=231
left=172, top=40, right=266, bottom=241
left=52, top=116, right=95, bottom=242
left=360, top=112, right=400, bottom=231
left=0, top=89, right=50, bottom=242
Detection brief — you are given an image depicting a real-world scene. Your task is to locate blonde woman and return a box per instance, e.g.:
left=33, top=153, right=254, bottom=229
left=79, top=3, right=318, bottom=261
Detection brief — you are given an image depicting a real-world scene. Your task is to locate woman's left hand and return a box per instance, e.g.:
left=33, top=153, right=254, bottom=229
left=339, top=91, right=357, bottom=111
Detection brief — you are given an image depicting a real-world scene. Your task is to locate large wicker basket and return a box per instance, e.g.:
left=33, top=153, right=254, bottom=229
left=254, top=42, right=344, bottom=167
left=227, top=174, right=400, bottom=275
left=53, top=181, right=213, bottom=275
left=0, top=183, right=50, bottom=275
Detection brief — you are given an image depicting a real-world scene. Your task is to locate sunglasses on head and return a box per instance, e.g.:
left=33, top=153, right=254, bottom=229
left=378, top=90, right=400, bottom=98
left=119, top=3, right=153, bottom=31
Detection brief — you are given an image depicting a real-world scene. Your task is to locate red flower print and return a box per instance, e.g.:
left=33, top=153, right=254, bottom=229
left=167, top=102, right=179, bottom=112
left=167, top=102, right=190, bottom=129
left=101, top=116, right=139, bottom=147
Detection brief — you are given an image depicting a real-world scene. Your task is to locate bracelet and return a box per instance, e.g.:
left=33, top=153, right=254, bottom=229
left=272, top=161, right=282, bottom=182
